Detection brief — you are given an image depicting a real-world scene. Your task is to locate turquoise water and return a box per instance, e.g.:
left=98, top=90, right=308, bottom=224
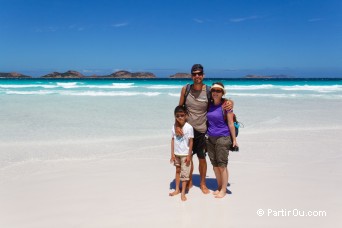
left=1, top=78, right=342, bottom=99
left=1, top=78, right=342, bottom=165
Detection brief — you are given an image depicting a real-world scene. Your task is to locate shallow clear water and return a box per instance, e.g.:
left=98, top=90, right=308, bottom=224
left=1, top=78, right=342, bottom=166
left=1, top=78, right=342, bottom=99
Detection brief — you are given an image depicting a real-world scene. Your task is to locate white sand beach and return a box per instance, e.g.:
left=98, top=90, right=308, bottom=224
left=1, top=94, right=341, bottom=228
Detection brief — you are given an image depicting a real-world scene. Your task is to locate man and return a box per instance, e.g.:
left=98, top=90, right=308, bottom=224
left=177, top=64, right=233, bottom=194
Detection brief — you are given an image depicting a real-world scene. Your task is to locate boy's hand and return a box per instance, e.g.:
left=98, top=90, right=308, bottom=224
left=185, top=155, right=191, bottom=166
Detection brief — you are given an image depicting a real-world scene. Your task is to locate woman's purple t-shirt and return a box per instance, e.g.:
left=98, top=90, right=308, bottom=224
left=207, top=103, right=231, bottom=137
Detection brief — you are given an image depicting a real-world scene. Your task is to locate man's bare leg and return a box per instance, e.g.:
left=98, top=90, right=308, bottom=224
left=199, top=158, right=210, bottom=194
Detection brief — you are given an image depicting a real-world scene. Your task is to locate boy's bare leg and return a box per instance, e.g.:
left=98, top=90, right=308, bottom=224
left=181, top=181, right=187, bottom=201
left=199, top=158, right=210, bottom=194
left=169, top=167, right=181, bottom=196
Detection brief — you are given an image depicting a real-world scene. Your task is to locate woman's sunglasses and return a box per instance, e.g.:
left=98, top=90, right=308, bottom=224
left=211, top=89, right=223, bottom=93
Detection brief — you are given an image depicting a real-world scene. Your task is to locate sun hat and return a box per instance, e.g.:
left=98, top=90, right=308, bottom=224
left=211, top=83, right=226, bottom=95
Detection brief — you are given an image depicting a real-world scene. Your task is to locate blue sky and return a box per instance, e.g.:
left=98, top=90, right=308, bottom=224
left=1, top=0, right=341, bottom=77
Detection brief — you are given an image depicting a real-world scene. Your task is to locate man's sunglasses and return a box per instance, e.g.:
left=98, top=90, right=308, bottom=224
left=191, top=72, right=203, bottom=76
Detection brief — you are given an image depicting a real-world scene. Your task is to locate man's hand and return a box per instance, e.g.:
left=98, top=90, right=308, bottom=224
left=175, top=125, right=184, bottom=136
left=222, top=99, right=234, bottom=111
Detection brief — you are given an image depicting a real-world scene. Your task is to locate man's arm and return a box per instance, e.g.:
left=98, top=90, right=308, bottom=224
left=175, top=86, right=187, bottom=136
left=178, top=86, right=186, bottom=106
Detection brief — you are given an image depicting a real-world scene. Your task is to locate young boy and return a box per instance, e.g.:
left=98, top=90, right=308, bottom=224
left=169, top=106, right=194, bottom=201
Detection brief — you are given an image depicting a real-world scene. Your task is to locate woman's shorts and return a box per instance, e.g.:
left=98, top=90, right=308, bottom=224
left=206, top=136, right=231, bottom=167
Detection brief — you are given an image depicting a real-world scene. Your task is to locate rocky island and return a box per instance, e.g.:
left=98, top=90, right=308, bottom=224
left=0, top=70, right=294, bottom=79
left=41, top=70, right=85, bottom=78
left=169, top=73, right=191, bottom=78
left=0, top=72, right=31, bottom=78
left=99, top=70, right=156, bottom=78
left=0, top=70, right=157, bottom=79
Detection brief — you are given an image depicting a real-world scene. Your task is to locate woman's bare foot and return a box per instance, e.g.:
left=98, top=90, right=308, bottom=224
left=212, top=190, right=220, bottom=195
left=181, top=194, right=187, bottom=201
left=169, top=190, right=180, bottom=196
left=215, top=191, right=226, bottom=198
left=200, top=185, right=210, bottom=194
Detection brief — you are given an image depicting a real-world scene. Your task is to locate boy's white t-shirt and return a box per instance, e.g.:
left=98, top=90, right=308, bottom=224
left=172, top=122, right=194, bottom=156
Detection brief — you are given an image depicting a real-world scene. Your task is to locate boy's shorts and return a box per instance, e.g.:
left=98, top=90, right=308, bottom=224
left=174, top=155, right=191, bottom=181
left=206, top=136, right=231, bottom=167
left=193, top=129, right=206, bottom=159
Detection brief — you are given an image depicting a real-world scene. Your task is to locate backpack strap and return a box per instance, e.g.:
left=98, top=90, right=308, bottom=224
left=205, top=85, right=211, bottom=103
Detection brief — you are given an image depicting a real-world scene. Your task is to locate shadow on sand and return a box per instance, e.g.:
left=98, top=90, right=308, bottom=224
left=169, top=174, right=232, bottom=194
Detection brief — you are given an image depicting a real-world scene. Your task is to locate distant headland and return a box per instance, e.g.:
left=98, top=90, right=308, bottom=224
left=0, top=70, right=295, bottom=79
left=169, top=73, right=191, bottom=78
left=0, top=70, right=157, bottom=79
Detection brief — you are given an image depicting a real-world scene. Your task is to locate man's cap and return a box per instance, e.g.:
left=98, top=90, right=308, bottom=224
left=191, top=64, right=203, bottom=73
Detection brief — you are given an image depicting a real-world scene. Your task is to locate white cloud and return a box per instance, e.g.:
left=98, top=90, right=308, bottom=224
left=112, top=22, right=129, bottom=27
left=193, top=18, right=214, bottom=24
left=68, top=24, right=86, bottom=31
left=47, top=26, right=59, bottom=32
left=34, top=24, right=86, bottom=33
left=193, top=18, right=204, bottom=23
left=229, top=16, right=259, bottom=23
left=82, top=69, right=95, bottom=73
left=308, top=18, right=323, bottom=22
left=113, top=68, right=132, bottom=72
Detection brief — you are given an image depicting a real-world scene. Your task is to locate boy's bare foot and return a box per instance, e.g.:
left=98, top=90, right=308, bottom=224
left=181, top=195, right=187, bottom=201
left=215, top=191, right=226, bottom=198
left=186, top=180, right=193, bottom=189
left=169, top=190, right=180, bottom=196
left=200, top=185, right=210, bottom=194
left=212, top=190, right=220, bottom=195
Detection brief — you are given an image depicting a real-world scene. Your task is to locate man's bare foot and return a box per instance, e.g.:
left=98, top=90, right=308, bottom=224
left=215, top=191, right=226, bottom=198
left=200, top=185, right=210, bottom=194
left=169, top=190, right=180, bottom=196
left=212, top=190, right=220, bottom=195
left=181, top=194, right=187, bottom=201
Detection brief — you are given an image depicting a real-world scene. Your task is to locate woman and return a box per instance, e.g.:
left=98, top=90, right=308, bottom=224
left=206, top=82, right=238, bottom=198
